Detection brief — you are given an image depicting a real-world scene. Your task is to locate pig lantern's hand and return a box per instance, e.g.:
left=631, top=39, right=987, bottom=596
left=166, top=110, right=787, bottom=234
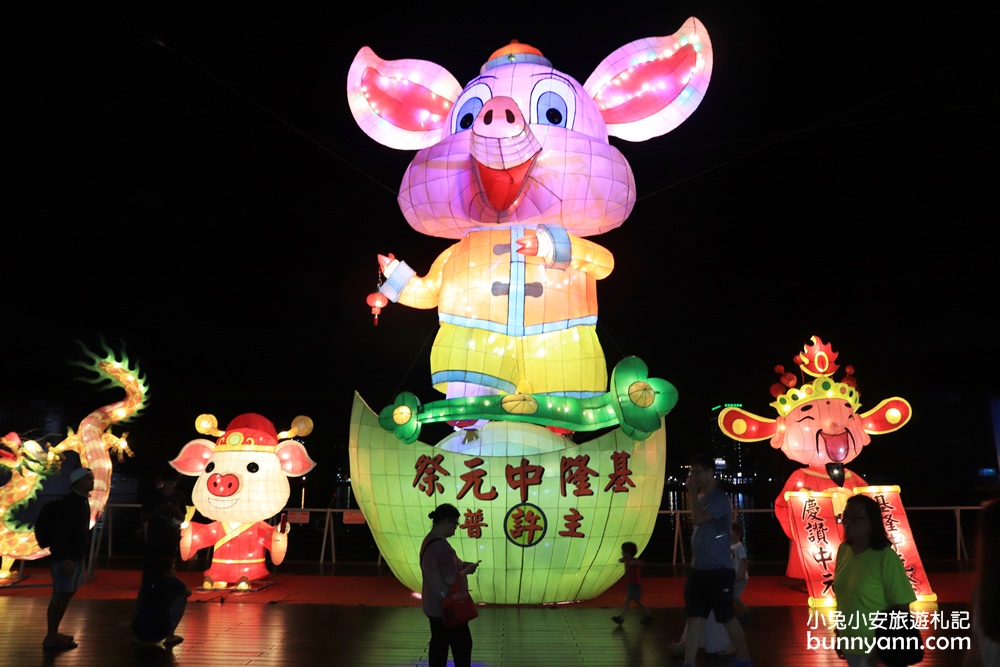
left=377, top=253, right=399, bottom=279
left=179, top=522, right=195, bottom=561
left=270, top=526, right=289, bottom=565
left=516, top=229, right=553, bottom=261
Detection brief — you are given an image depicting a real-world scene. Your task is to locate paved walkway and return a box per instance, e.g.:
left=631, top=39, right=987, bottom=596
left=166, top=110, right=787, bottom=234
left=0, top=563, right=974, bottom=666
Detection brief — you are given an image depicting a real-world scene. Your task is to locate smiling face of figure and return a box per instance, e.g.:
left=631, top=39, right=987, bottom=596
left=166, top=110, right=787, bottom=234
left=399, top=61, right=635, bottom=239
left=772, top=398, right=872, bottom=468
left=348, top=19, right=714, bottom=241
left=191, top=450, right=290, bottom=523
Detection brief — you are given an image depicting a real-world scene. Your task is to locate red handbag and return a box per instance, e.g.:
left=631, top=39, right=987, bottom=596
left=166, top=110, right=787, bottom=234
left=442, top=576, right=478, bottom=628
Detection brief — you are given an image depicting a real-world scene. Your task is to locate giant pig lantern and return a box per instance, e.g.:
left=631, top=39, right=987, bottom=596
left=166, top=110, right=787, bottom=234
left=347, top=18, right=711, bottom=604
left=351, top=17, right=711, bottom=404
left=170, top=413, right=316, bottom=589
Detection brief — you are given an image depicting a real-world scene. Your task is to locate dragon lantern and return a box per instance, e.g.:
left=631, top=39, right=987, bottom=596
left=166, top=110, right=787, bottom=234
left=0, top=343, right=147, bottom=583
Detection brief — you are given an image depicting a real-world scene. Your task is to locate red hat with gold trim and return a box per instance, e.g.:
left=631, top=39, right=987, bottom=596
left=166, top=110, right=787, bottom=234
left=194, top=413, right=314, bottom=453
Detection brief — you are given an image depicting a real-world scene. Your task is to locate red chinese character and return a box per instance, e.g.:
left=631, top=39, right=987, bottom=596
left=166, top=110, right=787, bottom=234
left=460, top=508, right=488, bottom=538
left=457, top=457, right=498, bottom=501
left=505, top=458, right=544, bottom=503
left=873, top=494, right=896, bottom=512
left=812, top=544, right=835, bottom=572
left=560, top=455, right=597, bottom=497
left=604, top=451, right=635, bottom=492
left=413, top=454, right=450, bottom=496
left=801, top=498, right=822, bottom=521
left=509, top=506, right=543, bottom=544
left=558, top=508, right=585, bottom=537
left=820, top=571, right=835, bottom=596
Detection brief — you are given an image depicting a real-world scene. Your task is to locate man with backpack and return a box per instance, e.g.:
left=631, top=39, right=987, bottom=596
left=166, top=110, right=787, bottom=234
left=35, top=467, right=94, bottom=651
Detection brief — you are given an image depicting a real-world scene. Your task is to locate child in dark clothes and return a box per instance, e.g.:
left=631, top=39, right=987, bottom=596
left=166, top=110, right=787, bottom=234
left=612, top=541, right=653, bottom=625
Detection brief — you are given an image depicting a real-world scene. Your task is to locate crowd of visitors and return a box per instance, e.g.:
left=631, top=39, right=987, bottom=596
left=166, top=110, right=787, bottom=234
left=25, top=460, right=997, bottom=666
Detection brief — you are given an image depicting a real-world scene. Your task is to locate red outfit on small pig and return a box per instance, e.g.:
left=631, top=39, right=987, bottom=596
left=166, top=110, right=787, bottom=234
left=186, top=521, right=275, bottom=583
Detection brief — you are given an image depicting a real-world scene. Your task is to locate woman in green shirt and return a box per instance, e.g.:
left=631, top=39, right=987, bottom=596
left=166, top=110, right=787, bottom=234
left=834, top=494, right=917, bottom=666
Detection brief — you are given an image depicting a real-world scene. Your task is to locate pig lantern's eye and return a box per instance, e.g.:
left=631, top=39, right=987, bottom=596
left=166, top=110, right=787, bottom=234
left=451, top=82, right=492, bottom=134
left=205, top=462, right=215, bottom=473
left=530, top=77, right=575, bottom=129
left=247, top=462, right=259, bottom=473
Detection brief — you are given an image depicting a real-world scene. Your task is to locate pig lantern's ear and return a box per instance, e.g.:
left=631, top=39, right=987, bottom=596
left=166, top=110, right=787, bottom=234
left=169, top=439, right=216, bottom=476
left=347, top=46, right=463, bottom=151
left=275, top=440, right=317, bottom=477
left=584, top=16, right=713, bottom=142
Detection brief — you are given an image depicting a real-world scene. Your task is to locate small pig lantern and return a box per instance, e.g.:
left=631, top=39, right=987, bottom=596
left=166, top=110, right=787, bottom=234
left=348, top=17, right=712, bottom=410
left=170, top=413, right=316, bottom=589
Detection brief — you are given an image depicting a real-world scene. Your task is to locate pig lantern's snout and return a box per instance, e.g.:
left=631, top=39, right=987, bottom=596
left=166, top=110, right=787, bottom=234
left=207, top=472, right=240, bottom=497
left=473, top=97, right=526, bottom=139
left=470, top=96, right=540, bottom=211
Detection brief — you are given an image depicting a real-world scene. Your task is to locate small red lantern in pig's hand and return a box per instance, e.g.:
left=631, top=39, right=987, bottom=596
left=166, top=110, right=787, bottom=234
left=170, top=413, right=316, bottom=589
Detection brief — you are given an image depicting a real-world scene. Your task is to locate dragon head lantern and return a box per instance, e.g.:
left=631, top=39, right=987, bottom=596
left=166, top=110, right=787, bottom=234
left=718, top=336, right=913, bottom=579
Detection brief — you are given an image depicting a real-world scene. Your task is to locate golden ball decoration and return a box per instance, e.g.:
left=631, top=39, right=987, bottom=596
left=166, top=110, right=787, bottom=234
left=392, top=405, right=412, bottom=425
left=628, top=381, right=655, bottom=408
left=501, top=393, right=539, bottom=415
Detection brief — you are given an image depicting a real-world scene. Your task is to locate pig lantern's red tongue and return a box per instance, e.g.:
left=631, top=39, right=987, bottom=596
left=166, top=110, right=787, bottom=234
left=474, top=157, right=535, bottom=211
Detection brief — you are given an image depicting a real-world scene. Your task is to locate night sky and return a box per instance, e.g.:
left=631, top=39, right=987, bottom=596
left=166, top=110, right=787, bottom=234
left=6, top=3, right=998, bottom=502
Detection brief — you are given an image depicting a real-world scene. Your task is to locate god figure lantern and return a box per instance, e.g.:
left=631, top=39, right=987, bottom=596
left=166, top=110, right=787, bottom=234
left=170, top=413, right=316, bottom=589
left=718, top=336, right=935, bottom=605
left=347, top=18, right=712, bottom=603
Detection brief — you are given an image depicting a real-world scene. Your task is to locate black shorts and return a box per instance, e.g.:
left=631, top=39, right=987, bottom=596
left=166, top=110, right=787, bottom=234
left=684, top=568, right=736, bottom=623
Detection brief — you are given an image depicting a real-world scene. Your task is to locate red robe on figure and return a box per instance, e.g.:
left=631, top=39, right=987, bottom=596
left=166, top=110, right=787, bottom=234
left=184, top=521, right=276, bottom=584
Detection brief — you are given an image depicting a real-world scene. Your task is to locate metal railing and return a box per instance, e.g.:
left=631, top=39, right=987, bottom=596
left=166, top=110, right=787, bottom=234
left=88, top=503, right=984, bottom=569
left=92, top=504, right=368, bottom=566
left=666, top=506, right=982, bottom=565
